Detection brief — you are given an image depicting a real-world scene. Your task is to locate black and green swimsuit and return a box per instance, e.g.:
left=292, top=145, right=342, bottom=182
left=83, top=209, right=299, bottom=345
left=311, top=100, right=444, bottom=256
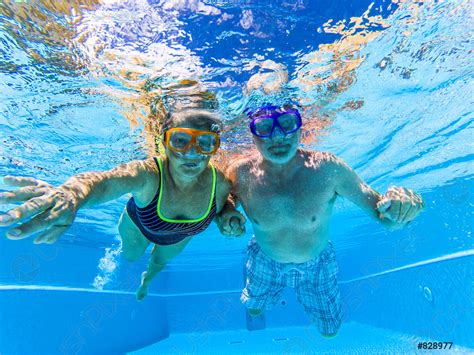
left=126, top=157, right=217, bottom=246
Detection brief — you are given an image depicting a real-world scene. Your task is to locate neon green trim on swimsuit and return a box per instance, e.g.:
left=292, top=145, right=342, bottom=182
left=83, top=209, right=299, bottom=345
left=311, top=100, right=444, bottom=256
left=156, top=158, right=216, bottom=223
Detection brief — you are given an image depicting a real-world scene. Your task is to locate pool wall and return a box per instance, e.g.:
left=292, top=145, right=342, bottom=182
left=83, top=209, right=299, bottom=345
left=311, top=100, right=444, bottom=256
left=0, top=288, right=168, bottom=354
left=1, top=250, right=471, bottom=354
left=1, top=182, right=472, bottom=353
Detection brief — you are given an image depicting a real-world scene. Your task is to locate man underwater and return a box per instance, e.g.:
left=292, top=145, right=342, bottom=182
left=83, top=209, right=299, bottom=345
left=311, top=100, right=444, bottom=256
left=218, top=104, right=424, bottom=337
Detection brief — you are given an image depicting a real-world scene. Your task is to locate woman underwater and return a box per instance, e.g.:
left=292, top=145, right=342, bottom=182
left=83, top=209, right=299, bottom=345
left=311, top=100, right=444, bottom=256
left=0, top=109, right=246, bottom=300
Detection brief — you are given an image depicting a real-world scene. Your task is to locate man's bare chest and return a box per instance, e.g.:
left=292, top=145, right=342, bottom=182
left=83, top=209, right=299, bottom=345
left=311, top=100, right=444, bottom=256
left=237, top=173, right=336, bottom=225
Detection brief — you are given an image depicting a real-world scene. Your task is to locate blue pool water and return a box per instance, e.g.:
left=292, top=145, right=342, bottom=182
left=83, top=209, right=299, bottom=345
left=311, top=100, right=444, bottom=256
left=0, top=0, right=473, bottom=353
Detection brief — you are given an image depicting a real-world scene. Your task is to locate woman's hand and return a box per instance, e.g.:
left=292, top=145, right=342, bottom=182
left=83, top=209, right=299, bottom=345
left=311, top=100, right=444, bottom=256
left=216, top=208, right=246, bottom=237
left=0, top=176, right=79, bottom=244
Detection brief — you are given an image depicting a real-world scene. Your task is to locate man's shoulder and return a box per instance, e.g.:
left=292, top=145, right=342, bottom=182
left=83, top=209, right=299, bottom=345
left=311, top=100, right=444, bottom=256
left=300, top=151, right=356, bottom=186
left=308, top=150, right=338, bottom=160
left=299, top=149, right=341, bottom=168
left=225, top=150, right=259, bottom=182
left=227, top=150, right=258, bottom=170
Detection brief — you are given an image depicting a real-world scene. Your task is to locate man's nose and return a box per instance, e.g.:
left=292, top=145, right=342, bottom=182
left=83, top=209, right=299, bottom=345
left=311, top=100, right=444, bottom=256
left=271, top=125, right=285, bottom=139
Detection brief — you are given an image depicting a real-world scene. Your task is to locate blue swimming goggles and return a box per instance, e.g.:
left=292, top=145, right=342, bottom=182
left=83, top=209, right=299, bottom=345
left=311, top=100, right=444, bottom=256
left=247, top=104, right=302, bottom=138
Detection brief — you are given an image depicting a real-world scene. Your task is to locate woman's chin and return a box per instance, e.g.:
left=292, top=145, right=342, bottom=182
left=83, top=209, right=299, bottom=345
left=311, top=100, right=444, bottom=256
left=179, top=163, right=207, bottom=177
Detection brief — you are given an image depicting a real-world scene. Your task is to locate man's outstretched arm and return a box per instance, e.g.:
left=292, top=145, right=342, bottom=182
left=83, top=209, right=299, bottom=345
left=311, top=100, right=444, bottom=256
left=329, top=155, right=424, bottom=229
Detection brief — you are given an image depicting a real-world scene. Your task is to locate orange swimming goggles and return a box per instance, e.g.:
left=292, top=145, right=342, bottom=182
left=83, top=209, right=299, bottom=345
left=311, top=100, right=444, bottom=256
left=163, top=127, right=220, bottom=155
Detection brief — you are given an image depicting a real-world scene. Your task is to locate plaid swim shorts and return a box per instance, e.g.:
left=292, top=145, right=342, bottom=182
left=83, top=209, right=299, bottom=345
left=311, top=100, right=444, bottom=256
left=241, top=237, right=343, bottom=335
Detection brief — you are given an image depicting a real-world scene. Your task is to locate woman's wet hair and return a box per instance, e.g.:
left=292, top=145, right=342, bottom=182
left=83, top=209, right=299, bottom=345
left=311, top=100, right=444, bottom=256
left=162, top=109, right=222, bottom=133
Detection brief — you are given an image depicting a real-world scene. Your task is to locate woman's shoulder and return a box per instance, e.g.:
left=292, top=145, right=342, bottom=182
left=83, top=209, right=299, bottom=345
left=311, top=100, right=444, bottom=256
left=130, top=157, right=161, bottom=205
left=130, top=157, right=160, bottom=183
left=211, top=165, right=232, bottom=199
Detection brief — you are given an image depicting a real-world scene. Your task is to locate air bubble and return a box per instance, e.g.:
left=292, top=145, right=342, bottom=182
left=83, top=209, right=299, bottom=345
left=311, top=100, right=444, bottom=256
left=423, top=286, right=433, bottom=302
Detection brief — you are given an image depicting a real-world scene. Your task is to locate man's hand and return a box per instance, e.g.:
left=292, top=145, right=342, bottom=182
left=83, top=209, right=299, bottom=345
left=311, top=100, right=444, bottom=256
left=216, top=209, right=246, bottom=237
left=0, top=176, right=78, bottom=244
left=376, top=186, right=424, bottom=225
